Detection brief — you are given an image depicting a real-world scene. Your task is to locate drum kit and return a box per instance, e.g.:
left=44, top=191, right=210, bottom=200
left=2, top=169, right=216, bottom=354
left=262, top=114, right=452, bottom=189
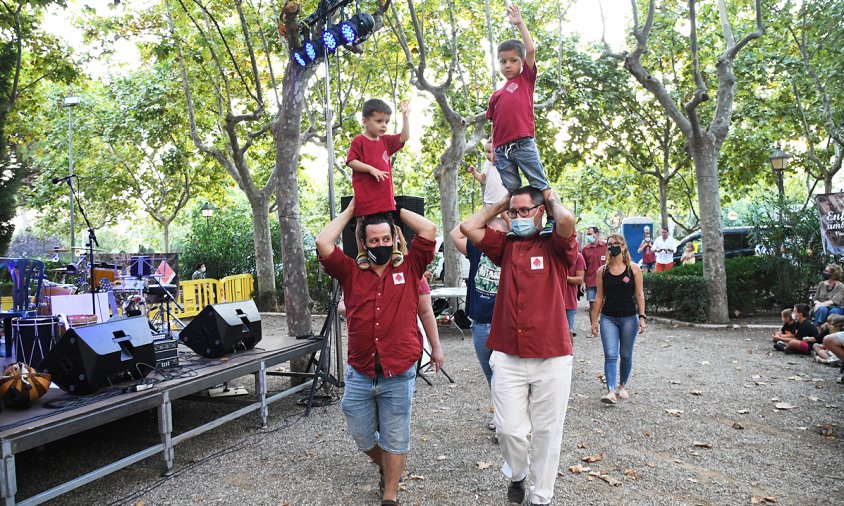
left=6, top=251, right=181, bottom=370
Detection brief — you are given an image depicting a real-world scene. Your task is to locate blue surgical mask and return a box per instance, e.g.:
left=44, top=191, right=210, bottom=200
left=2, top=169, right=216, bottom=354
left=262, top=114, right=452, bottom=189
left=511, top=218, right=538, bottom=237
left=586, top=235, right=596, bottom=244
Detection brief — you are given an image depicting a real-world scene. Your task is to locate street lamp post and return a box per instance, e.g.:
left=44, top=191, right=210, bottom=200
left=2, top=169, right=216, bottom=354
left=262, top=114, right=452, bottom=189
left=769, top=147, right=790, bottom=199
left=62, top=96, right=80, bottom=249
left=200, top=202, right=215, bottom=222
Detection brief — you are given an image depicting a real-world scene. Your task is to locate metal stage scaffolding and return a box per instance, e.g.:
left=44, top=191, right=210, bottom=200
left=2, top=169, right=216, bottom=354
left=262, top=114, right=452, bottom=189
left=0, top=333, right=324, bottom=506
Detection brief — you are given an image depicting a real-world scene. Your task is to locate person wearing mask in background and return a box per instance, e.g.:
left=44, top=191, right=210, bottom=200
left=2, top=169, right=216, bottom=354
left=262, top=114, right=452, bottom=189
left=811, top=263, right=844, bottom=325
left=653, top=227, right=677, bottom=272
left=637, top=227, right=656, bottom=273
left=582, top=226, right=607, bottom=336
left=451, top=217, right=509, bottom=431
left=192, top=262, right=206, bottom=280
left=565, top=252, right=586, bottom=341
left=590, top=234, right=646, bottom=405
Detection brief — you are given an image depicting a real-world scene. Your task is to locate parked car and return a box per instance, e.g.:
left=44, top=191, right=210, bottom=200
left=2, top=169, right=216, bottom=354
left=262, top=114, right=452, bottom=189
left=673, top=227, right=756, bottom=265
left=432, top=236, right=471, bottom=281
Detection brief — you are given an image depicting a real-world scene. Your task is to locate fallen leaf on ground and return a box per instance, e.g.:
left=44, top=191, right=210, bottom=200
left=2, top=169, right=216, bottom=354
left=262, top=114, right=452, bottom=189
left=597, top=474, right=622, bottom=487
left=751, top=496, right=777, bottom=504
left=435, top=455, right=448, bottom=461
left=577, top=441, right=588, bottom=449
left=688, top=477, right=698, bottom=483
left=582, top=453, right=604, bottom=463
left=623, top=468, right=640, bottom=480
left=699, top=360, right=710, bottom=365
left=688, top=450, right=700, bottom=456
left=788, top=376, right=803, bottom=381
left=770, top=397, right=780, bottom=402
left=673, top=458, right=684, bottom=464
left=738, top=409, right=749, bottom=414
left=410, top=474, right=425, bottom=480
left=755, top=381, right=767, bottom=386
left=692, top=441, right=712, bottom=448
left=645, top=462, right=656, bottom=468
left=808, top=396, right=820, bottom=402
left=475, top=461, right=491, bottom=470
left=774, top=402, right=796, bottom=410
left=665, top=409, right=684, bottom=417
left=732, top=422, right=745, bottom=429
left=661, top=344, right=671, bottom=348
left=568, top=464, right=590, bottom=474
left=669, top=380, right=681, bottom=385
left=690, top=390, right=703, bottom=396
left=751, top=375, right=762, bottom=379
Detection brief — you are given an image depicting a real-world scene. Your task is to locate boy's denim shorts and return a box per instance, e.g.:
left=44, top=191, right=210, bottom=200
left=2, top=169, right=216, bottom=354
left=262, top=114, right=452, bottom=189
left=340, top=364, right=417, bottom=454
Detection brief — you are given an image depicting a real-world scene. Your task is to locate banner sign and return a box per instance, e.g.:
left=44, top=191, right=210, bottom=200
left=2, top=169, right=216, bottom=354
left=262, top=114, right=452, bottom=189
left=815, top=192, right=844, bottom=254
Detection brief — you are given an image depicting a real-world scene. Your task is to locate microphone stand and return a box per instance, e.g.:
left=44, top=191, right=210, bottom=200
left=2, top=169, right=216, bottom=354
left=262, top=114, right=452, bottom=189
left=152, top=274, right=184, bottom=337
left=65, top=178, right=100, bottom=320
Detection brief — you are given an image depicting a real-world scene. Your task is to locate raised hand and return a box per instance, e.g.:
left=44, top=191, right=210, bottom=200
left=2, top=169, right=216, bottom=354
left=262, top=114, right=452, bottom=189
left=507, top=2, right=523, bottom=26
left=400, top=99, right=411, bottom=115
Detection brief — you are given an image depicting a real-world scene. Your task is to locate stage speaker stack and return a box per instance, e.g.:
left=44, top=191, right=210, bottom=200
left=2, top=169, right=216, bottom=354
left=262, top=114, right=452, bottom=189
left=340, top=195, right=425, bottom=258
left=40, top=316, right=156, bottom=395
left=179, top=300, right=262, bottom=358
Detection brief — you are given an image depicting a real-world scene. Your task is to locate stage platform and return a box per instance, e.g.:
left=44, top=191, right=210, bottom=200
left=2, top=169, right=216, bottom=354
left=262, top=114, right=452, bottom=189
left=0, top=332, right=325, bottom=506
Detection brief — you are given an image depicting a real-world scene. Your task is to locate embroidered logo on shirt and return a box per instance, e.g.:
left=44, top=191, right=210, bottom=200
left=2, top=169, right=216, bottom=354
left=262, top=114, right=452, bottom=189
left=506, top=82, right=519, bottom=93
left=530, top=256, right=544, bottom=270
left=600, top=255, right=606, bottom=261
left=622, top=276, right=630, bottom=283
left=392, top=273, right=405, bottom=285
left=382, top=150, right=390, bottom=163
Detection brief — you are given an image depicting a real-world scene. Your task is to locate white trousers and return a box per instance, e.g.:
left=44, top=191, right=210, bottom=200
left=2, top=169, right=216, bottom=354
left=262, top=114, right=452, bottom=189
left=490, top=351, right=573, bottom=505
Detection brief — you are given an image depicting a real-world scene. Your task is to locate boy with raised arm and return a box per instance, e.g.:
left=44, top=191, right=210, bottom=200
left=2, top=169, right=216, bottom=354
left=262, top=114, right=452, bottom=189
left=486, top=2, right=555, bottom=235
left=347, top=98, right=410, bottom=269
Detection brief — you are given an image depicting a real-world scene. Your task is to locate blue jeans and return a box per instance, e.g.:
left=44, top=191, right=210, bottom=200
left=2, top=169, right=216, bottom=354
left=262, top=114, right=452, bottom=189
left=599, top=314, right=639, bottom=391
left=472, top=322, right=493, bottom=385
left=340, top=364, right=416, bottom=454
left=586, top=287, right=597, bottom=302
left=494, top=137, right=550, bottom=192
left=814, top=305, right=844, bottom=325
left=565, top=309, right=576, bottom=335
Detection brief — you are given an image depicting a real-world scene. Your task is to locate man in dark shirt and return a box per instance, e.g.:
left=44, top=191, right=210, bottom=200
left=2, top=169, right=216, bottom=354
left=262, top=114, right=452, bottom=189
left=460, top=186, right=576, bottom=506
left=317, top=198, right=436, bottom=506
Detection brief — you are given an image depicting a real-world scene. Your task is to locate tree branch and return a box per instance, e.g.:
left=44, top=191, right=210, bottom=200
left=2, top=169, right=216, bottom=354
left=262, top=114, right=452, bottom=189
left=684, top=0, right=709, bottom=138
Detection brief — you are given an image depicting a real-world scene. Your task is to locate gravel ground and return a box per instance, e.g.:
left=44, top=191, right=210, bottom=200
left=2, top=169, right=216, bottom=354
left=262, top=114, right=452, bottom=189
left=12, top=304, right=844, bottom=505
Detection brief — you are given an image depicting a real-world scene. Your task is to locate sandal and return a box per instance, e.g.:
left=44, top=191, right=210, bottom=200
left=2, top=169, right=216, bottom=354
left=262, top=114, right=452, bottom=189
left=391, top=250, right=404, bottom=268
left=357, top=252, right=371, bottom=270
left=601, top=391, right=618, bottom=404
left=617, top=387, right=629, bottom=400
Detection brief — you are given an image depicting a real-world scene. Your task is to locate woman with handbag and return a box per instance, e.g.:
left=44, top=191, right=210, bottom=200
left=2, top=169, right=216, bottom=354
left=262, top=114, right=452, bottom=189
left=591, top=234, right=646, bottom=405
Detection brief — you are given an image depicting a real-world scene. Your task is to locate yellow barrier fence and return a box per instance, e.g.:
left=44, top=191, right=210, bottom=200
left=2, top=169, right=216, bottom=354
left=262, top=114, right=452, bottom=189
left=219, top=274, right=254, bottom=303
left=0, top=296, right=12, bottom=311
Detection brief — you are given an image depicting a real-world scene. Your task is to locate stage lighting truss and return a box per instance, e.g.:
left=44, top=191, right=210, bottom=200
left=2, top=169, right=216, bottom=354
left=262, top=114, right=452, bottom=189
left=290, top=10, right=376, bottom=66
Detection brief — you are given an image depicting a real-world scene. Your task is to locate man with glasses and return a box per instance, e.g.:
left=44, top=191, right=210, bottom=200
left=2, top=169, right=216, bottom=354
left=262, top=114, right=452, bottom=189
left=459, top=186, right=576, bottom=506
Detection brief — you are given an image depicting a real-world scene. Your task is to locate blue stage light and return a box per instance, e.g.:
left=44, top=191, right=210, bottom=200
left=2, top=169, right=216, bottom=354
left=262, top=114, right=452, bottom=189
left=338, top=13, right=374, bottom=46
left=292, top=49, right=308, bottom=67
left=322, top=29, right=340, bottom=52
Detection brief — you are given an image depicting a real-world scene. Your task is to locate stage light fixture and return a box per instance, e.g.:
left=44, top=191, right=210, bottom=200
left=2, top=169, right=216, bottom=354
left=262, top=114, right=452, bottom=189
left=292, top=48, right=309, bottom=67
left=304, top=37, right=329, bottom=63
left=339, top=12, right=375, bottom=46
left=322, top=26, right=342, bottom=52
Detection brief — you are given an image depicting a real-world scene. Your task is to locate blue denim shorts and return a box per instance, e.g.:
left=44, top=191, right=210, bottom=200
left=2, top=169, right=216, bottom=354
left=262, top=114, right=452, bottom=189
left=586, top=286, right=597, bottom=302
left=340, top=364, right=416, bottom=454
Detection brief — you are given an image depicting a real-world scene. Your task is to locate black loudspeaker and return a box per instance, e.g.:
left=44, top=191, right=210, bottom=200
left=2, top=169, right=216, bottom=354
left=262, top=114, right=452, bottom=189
left=179, top=300, right=262, bottom=358
left=340, top=195, right=425, bottom=258
left=40, top=316, right=156, bottom=395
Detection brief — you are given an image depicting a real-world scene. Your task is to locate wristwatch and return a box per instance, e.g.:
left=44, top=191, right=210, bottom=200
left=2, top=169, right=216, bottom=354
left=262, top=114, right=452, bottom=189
left=639, top=314, right=647, bottom=320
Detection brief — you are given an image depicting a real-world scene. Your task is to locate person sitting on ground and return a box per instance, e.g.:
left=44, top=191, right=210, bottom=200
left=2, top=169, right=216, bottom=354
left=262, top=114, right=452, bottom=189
left=812, top=315, right=844, bottom=366
left=779, top=303, right=820, bottom=354
left=772, top=308, right=799, bottom=343
left=821, top=325, right=844, bottom=384
left=811, top=263, right=844, bottom=325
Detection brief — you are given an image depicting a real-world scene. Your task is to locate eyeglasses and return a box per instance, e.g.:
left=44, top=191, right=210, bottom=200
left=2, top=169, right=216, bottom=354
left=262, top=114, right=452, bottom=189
left=506, top=205, right=541, bottom=219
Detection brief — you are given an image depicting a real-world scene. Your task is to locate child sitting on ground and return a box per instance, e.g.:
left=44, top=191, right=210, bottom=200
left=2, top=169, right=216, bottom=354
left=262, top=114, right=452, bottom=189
left=772, top=308, right=799, bottom=344
left=485, top=2, right=555, bottom=235
left=468, top=141, right=509, bottom=206
left=346, top=98, right=410, bottom=269
left=774, top=304, right=819, bottom=354
left=812, top=314, right=844, bottom=365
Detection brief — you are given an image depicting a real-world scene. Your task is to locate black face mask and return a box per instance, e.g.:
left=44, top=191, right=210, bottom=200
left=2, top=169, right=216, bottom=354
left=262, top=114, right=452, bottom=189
left=608, top=245, right=622, bottom=257
left=367, top=245, right=393, bottom=265
left=822, top=271, right=832, bottom=281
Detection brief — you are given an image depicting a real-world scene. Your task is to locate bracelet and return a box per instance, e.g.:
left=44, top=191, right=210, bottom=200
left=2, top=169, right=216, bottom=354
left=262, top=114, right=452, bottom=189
left=639, top=314, right=647, bottom=321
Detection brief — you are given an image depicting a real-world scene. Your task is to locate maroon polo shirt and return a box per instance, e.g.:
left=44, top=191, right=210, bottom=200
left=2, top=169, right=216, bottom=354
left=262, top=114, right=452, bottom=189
left=476, top=226, right=577, bottom=358
left=582, top=239, right=607, bottom=288
left=346, top=133, right=404, bottom=216
left=486, top=63, right=537, bottom=148
left=565, top=252, right=586, bottom=311
left=320, top=235, right=435, bottom=378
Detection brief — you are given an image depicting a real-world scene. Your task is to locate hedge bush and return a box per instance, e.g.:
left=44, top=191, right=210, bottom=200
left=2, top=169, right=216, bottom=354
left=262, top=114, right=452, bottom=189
left=645, top=256, right=804, bottom=321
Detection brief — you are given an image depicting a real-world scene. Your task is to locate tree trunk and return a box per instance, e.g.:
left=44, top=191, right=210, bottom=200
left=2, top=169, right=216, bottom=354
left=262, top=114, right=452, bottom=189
left=658, top=177, right=669, bottom=230
left=162, top=220, right=171, bottom=253
left=436, top=126, right=466, bottom=287
left=249, top=196, right=278, bottom=311
left=690, top=136, right=729, bottom=322
left=274, top=62, right=314, bottom=339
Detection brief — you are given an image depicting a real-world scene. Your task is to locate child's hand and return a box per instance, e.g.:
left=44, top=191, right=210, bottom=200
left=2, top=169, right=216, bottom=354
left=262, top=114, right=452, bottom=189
left=369, top=167, right=390, bottom=182
left=468, top=165, right=477, bottom=174
left=400, top=100, right=411, bottom=115
left=507, top=2, right=523, bottom=26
